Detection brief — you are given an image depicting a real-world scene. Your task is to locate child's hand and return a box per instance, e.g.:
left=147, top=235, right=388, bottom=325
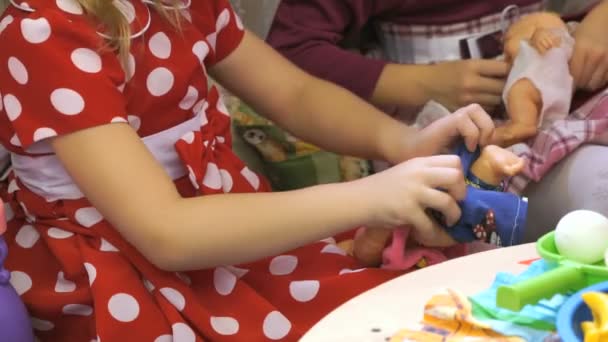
left=571, top=1, right=608, bottom=91
left=413, top=104, right=495, bottom=157
left=356, top=155, right=464, bottom=247
left=425, top=59, right=508, bottom=112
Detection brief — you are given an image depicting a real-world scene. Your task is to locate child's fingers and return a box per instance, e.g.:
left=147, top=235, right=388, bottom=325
left=407, top=208, right=436, bottom=237
left=474, top=59, right=509, bottom=78
left=463, top=104, right=495, bottom=147
left=422, top=167, right=466, bottom=201
left=588, top=63, right=608, bottom=91
left=417, top=154, right=462, bottom=169
left=457, top=118, right=480, bottom=152
left=412, top=217, right=458, bottom=247
left=472, top=77, right=505, bottom=97
left=420, top=188, right=462, bottom=227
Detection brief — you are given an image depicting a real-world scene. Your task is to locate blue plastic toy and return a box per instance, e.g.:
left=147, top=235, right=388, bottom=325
left=556, top=281, right=608, bottom=342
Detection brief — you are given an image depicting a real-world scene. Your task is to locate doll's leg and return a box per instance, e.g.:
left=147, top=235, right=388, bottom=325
left=353, top=227, right=392, bottom=267
left=470, top=145, right=526, bottom=186
left=493, top=79, right=542, bottom=147
left=336, top=239, right=354, bottom=256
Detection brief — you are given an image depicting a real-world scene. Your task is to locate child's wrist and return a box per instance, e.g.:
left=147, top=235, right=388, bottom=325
left=378, top=123, right=419, bottom=165
left=375, top=64, right=434, bottom=109
left=347, top=177, right=384, bottom=228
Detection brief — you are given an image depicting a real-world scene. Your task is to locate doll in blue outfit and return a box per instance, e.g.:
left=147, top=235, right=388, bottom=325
left=449, top=143, right=528, bottom=246
left=347, top=143, right=529, bottom=269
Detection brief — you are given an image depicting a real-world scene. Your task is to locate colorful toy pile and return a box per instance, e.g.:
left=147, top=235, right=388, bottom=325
left=391, top=210, right=608, bottom=342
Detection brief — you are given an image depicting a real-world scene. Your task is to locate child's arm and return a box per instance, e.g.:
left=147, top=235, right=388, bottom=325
left=51, top=124, right=462, bottom=271
left=266, top=0, right=408, bottom=102
left=267, top=0, right=509, bottom=111
left=373, top=60, right=508, bottom=112
left=571, top=0, right=608, bottom=90
left=211, top=32, right=495, bottom=165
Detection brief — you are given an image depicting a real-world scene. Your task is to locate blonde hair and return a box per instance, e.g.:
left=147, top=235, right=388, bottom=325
left=0, top=0, right=182, bottom=63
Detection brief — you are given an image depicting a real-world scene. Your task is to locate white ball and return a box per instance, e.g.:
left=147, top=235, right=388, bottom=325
left=555, top=210, right=608, bottom=264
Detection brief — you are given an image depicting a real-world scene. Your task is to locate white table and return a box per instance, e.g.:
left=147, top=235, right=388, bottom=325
left=301, top=243, right=539, bottom=342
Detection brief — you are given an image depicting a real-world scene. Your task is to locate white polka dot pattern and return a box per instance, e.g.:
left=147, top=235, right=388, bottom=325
left=108, top=293, right=140, bottom=322
left=210, top=316, right=239, bottom=335
left=20, top=18, right=51, bottom=44
left=56, top=0, right=83, bottom=15
left=146, top=67, right=174, bottom=97
left=10, top=271, right=32, bottom=295
left=0, top=1, right=387, bottom=340
left=149, top=32, right=172, bottom=59
left=8, top=57, right=28, bottom=84
left=15, top=224, right=39, bottom=248
left=263, top=311, right=292, bottom=340
left=71, top=48, right=102, bottom=73
left=54, top=271, right=76, bottom=293
left=50, top=88, right=85, bottom=115
left=74, top=207, right=103, bottom=227
left=269, top=255, right=298, bottom=276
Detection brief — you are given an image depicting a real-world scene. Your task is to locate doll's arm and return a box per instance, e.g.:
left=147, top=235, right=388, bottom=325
left=469, top=145, right=525, bottom=188
left=530, top=28, right=563, bottom=54
left=503, top=12, right=568, bottom=62
left=492, top=78, right=542, bottom=148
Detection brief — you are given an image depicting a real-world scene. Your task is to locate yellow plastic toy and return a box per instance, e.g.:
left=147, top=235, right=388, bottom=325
left=581, top=291, right=608, bottom=342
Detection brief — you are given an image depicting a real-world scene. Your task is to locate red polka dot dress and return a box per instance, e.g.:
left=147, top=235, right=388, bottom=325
left=0, top=0, right=398, bottom=340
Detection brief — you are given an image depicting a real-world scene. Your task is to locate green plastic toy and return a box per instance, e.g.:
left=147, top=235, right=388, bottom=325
left=496, top=231, right=608, bottom=311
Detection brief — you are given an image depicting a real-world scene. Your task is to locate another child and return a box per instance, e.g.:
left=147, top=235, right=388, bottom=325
left=267, top=0, right=608, bottom=240
left=267, top=0, right=544, bottom=113
left=0, top=0, right=495, bottom=340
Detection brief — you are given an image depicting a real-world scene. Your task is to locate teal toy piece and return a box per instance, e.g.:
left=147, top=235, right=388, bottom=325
left=496, top=231, right=608, bottom=311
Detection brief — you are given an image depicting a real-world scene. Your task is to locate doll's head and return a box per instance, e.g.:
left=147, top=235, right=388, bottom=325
left=503, top=12, right=567, bottom=63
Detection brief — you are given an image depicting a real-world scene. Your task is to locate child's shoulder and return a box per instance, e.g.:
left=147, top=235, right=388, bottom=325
left=0, top=0, right=102, bottom=47
left=188, top=0, right=242, bottom=27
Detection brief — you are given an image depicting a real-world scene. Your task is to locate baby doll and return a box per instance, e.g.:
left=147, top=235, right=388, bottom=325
left=493, top=12, right=575, bottom=147
left=346, top=144, right=527, bottom=268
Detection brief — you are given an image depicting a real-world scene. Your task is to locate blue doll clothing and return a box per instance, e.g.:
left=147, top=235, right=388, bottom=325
left=444, top=144, right=529, bottom=246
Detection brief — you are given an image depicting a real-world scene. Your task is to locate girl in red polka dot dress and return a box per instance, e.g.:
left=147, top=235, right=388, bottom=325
left=0, top=0, right=496, bottom=340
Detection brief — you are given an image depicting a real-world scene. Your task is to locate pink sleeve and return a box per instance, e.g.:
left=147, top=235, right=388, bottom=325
left=266, top=0, right=388, bottom=100
left=0, top=8, right=127, bottom=151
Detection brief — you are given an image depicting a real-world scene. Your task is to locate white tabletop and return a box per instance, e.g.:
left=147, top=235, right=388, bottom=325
left=301, top=243, right=539, bottom=342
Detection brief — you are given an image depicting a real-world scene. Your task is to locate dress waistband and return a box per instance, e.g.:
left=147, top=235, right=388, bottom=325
left=11, top=113, right=203, bottom=202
